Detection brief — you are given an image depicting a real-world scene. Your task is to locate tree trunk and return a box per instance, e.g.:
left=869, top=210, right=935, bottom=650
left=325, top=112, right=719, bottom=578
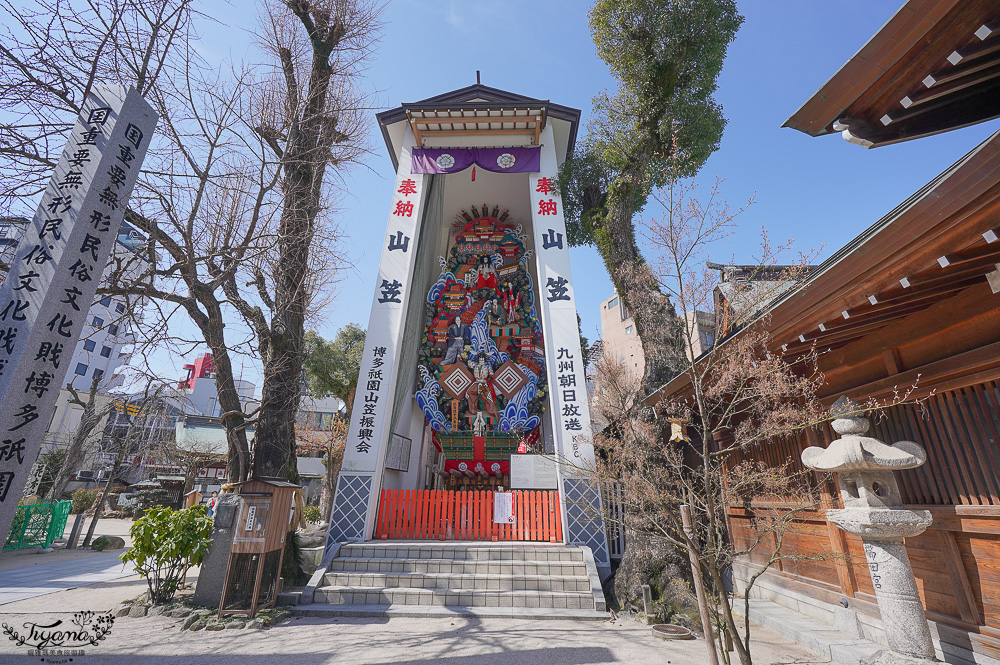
left=201, top=315, right=251, bottom=483
left=50, top=412, right=102, bottom=500
left=601, top=173, right=682, bottom=397
left=83, top=447, right=126, bottom=548
left=251, top=41, right=335, bottom=481
left=319, top=444, right=343, bottom=518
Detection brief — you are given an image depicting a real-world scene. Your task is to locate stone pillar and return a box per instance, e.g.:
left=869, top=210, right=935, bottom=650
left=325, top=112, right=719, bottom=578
left=801, top=396, right=937, bottom=665
left=193, top=493, right=242, bottom=607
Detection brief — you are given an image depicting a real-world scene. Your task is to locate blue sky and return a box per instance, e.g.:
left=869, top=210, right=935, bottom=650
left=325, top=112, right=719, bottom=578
left=167, top=0, right=998, bottom=387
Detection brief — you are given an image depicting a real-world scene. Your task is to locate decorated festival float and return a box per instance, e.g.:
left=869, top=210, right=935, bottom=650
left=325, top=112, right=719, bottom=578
left=417, top=206, right=548, bottom=488
left=324, top=83, right=609, bottom=574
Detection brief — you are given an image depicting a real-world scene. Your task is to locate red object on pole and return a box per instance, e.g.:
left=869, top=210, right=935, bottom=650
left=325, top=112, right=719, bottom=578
left=473, top=435, right=486, bottom=461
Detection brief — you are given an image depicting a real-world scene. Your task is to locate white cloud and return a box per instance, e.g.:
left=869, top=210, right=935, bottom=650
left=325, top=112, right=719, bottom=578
left=446, top=0, right=463, bottom=28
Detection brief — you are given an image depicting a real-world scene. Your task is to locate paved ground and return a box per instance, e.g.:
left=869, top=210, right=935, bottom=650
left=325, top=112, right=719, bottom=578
left=0, top=551, right=136, bottom=605
left=0, top=571, right=832, bottom=665
left=0, top=522, right=833, bottom=664
left=0, top=517, right=135, bottom=573
left=0, top=609, right=832, bottom=664
left=0, top=518, right=139, bottom=605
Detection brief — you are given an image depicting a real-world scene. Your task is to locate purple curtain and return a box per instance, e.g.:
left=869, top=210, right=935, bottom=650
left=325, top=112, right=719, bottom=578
left=411, top=147, right=540, bottom=174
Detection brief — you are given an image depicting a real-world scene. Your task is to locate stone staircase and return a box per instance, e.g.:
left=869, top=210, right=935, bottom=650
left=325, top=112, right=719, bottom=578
left=293, top=541, right=607, bottom=619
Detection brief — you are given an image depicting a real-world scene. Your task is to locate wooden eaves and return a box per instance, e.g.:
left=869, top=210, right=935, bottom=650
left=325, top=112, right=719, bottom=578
left=646, top=128, right=1000, bottom=408
left=784, top=0, right=1000, bottom=147
left=405, top=107, right=547, bottom=147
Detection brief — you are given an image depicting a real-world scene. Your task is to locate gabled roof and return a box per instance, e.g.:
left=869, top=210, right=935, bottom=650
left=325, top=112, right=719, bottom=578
left=376, top=84, right=581, bottom=170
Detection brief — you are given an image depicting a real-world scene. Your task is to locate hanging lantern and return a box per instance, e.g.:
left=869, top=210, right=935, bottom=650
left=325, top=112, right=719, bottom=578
left=667, top=417, right=690, bottom=443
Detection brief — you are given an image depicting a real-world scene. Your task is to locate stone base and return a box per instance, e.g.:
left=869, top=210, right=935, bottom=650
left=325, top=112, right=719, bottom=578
left=861, top=650, right=938, bottom=665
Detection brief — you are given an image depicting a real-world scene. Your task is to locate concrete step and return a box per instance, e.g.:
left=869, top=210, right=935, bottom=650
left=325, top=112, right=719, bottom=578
left=314, top=586, right=596, bottom=609
left=291, top=603, right=608, bottom=620
left=323, top=571, right=592, bottom=592
left=328, top=557, right=587, bottom=576
left=338, top=543, right=582, bottom=562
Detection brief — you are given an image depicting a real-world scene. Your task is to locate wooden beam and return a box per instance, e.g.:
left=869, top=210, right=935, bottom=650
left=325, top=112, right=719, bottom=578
left=414, top=127, right=536, bottom=138
left=826, top=339, right=1000, bottom=400
left=405, top=111, right=424, bottom=146
left=882, top=348, right=902, bottom=375
left=905, top=58, right=1000, bottom=109
left=936, top=529, right=982, bottom=625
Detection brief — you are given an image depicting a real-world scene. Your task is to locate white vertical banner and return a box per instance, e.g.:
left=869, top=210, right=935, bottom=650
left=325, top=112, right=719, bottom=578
left=0, top=86, right=157, bottom=543
left=327, top=127, right=428, bottom=544
left=530, top=124, right=610, bottom=568
left=529, top=125, right=596, bottom=476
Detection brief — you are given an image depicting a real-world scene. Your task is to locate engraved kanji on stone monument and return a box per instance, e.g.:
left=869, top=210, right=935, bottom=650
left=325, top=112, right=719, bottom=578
left=0, top=85, right=157, bottom=544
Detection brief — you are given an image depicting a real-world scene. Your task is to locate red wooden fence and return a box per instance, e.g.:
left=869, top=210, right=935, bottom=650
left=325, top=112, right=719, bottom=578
left=374, top=489, right=562, bottom=542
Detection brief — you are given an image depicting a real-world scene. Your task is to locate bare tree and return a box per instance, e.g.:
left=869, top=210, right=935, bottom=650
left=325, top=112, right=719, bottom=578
left=228, top=0, right=383, bottom=480
left=0, top=0, right=381, bottom=486
left=594, top=175, right=926, bottom=664
left=0, top=0, right=259, bottom=483
left=295, top=414, right=346, bottom=517
left=83, top=380, right=174, bottom=546
left=48, top=375, right=116, bottom=500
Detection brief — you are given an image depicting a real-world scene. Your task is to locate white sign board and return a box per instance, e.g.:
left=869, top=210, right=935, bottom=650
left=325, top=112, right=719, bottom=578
left=244, top=505, right=257, bottom=531
left=384, top=433, right=411, bottom=472
left=493, top=492, right=514, bottom=524
left=509, top=454, right=559, bottom=490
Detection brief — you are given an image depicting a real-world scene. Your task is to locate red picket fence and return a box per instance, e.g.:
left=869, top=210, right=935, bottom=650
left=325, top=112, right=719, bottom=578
left=374, top=489, right=562, bottom=542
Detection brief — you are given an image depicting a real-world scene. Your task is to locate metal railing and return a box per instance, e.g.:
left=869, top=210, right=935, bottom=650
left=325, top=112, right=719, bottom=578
left=3, top=500, right=72, bottom=551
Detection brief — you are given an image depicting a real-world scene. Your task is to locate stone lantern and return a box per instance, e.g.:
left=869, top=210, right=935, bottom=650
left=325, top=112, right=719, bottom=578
left=801, top=396, right=937, bottom=665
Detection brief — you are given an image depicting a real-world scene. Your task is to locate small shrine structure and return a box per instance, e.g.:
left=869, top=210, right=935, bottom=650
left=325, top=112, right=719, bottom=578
left=324, top=84, right=610, bottom=574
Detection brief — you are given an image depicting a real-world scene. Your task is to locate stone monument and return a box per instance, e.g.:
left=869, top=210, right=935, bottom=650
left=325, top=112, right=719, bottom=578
left=0, top=86, right=156, bottom=545
left=801, top=396, right=937, bottom=665
left=193, top=492, right=242, bottom=607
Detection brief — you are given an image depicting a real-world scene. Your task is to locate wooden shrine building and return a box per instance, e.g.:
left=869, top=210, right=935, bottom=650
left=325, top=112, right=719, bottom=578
left=654, top=2, right=1000, bottom=663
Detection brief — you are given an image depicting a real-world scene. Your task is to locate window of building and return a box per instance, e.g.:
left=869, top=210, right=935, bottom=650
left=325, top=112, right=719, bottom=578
left=93, top=368, right=104, bottom=380
left=115, top=303, right=125, bottom=314
left=100, top=297, right=111, bottom=307
left=625, top=325, right=634, bottom=335
left=100, top=346, right=112, bottom=358
left=702, top=332, right=715, bottom=347
left=109, top=324, right=119, bottom=336
left=621, top=304, right=631, bottom=322
left=75, top=363, right=88, bottom=376
left=83, top=340, right=95, bottom=351
left=92, top=316, right=103, bottom=327
left=607, top=296, right=619, bottom=309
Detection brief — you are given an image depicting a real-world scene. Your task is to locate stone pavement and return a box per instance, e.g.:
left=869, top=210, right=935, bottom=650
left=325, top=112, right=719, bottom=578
left=0, top=549, right=833, bottom=664
left=0, top=611, right=834, bottom=664
left=0, top=550, right=134, bottom=605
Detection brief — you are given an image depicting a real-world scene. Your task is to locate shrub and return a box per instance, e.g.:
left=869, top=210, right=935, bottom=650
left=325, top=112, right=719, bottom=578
left=302, top=505, right=322, bottom=524
left=71, top=488, right=99, bottom=514
left=120, top=505, right=213, bottom=604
